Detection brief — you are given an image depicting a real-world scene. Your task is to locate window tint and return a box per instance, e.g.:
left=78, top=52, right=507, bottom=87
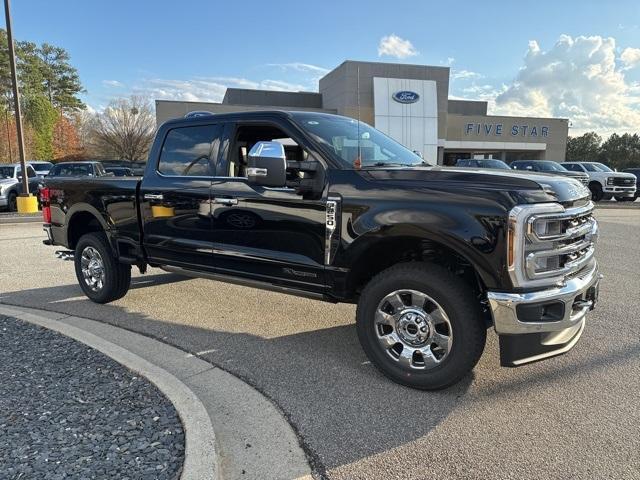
left=159, top=124, right=222, bottom=176
left=0, top=166, right=15, bottom=178
left=27, top=166, right=36, bottom=178
left=49, top=163, right=94, bottom=176
left=563, top=163, right=583, bottom=172
left=31, top=163, right=52, bottom=172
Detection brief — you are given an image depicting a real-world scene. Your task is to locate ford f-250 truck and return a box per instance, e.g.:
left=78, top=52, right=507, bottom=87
left=42, top=111, right=601, bottom=390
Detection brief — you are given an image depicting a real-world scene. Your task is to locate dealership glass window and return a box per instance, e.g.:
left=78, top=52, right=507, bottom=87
left=158, top=124, right=222, bottom=176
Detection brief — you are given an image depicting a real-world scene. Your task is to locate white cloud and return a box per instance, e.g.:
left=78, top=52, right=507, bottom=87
left=451, top=69, right=483, bottom=80
left=490, top=34, right=640, bottom=135
left=621, top=47, right=640, bottom=69
left=378, top=34, right=418, bottom=59
left=102, top=80, right=124, bottom=88
left=134, top=76, right=310, bottom=103
left=266, top=63, right=330, bottom=75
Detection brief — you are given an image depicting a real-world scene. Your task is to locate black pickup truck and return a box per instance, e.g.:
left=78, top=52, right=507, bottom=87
left=42, top=111, right=601, bottom=390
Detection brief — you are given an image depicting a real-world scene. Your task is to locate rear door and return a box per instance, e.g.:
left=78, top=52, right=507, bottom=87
left=140, top=121, right=224, bottom=270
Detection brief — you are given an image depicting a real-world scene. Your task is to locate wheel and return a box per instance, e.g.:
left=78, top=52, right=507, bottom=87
left=589, top=183, right=604, bottom=202
left=356, top=262, right=486, bottom=390
left=74, top=232, right=131, bottom=303
left=8, top=192, right=17, bottom=212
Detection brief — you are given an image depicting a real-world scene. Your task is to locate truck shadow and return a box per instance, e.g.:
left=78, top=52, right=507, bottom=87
left=1, top=276, right=638, bottom=476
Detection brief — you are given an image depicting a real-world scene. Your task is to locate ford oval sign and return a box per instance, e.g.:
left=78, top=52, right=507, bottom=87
left=392, top=91, right=420, bottom=104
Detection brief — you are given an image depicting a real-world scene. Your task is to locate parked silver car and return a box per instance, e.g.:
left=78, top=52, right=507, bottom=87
left=0, top=164, right=41, bottom=211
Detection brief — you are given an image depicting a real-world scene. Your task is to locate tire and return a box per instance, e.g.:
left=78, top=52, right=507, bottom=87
left=589, top=183, right=604, bottom=202
left=74, top=232, right=131, bottom=303
left=8, top=192, right=17, bottom=212
left=356, top=262, right=486, bottom=390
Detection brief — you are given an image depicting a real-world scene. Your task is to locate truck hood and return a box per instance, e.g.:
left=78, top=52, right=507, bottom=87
left=362, top=166, right=592, bottom=205
left=0, top=178, right=16, bottom=186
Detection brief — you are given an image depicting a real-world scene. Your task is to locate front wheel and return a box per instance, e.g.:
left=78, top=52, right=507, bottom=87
left=590, top=183, right=604, bottom=202
left=7, top=192, right=17, bottom=212
left=356, top=263, right=486, bottom=390
left=74, top=232, right=131, bottom=303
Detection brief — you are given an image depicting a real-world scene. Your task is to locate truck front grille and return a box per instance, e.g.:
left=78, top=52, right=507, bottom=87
left=524, top=204, right=597, bottom=281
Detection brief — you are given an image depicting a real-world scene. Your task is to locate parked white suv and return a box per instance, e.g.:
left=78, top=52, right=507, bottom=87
left=561, top=161, right=636, bottom=201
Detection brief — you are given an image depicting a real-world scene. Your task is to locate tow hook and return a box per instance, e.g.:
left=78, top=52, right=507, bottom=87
left=55, top=250, right=74, bottom=261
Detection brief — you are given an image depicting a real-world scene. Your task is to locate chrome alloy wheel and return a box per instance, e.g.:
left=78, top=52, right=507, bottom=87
left=375, top=289, right=453, bottom=369
left=80, top=246, right=105, bottom=292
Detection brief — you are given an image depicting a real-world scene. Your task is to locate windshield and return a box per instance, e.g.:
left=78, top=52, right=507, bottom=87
left=0, top=166, right=15, bottom=179
left=49, top=163, right=94, bottom=177
left=31, top=163, right=52, bottom=172
left=593, top=162, right=613, bottom=172
left=583, top=163, right=611, bottom=172
left=292, top=114, right=432, bottom=168
left=537, top=161, right=567, bottom=172
left=480, top=160, right=510, bottom=169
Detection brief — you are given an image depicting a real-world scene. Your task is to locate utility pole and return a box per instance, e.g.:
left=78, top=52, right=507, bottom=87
left=4, top=0, right=29, bottom=195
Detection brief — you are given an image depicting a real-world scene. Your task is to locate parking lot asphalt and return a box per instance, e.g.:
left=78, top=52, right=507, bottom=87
left=1, top=209, right=639, bottom=480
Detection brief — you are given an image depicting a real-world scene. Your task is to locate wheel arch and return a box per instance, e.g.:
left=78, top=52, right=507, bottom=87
left=66, top=205, right=112, bottom=252
left=343, top=231, right=493, bottom=307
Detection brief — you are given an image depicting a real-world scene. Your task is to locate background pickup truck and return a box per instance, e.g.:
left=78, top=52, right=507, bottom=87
left=42, top=111, right=602, bottom=390
left=561, top=161, right=637, bottom=201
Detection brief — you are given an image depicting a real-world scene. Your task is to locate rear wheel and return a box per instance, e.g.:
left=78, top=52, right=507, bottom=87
left=356, top=262, right=486, bottom=390
left=74, top=232, right=131, bottom=303
left=589, top=183, right=604, bottom=202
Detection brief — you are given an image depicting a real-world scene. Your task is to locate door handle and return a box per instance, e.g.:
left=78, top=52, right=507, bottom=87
left=144, top=193, right=164, bottom=201
left=214, top=198, right=238, bottom=206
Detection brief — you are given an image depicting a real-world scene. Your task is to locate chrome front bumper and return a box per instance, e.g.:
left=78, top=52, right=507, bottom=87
left=603, top=186, right=635, bottom=195
left=487, top=264, right=601, bottom=366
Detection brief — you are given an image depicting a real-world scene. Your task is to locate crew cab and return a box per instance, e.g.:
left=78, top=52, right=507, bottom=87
left=0, top=163, right=41, bottom=211
left=561, top=161, right=636, bottom=201
left=41, top=111, right=602, bottom=390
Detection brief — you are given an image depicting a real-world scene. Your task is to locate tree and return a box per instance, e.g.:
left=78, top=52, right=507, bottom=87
left=37, top=43, right=85, bottom=111
left=599, top=133, right=640, bottom=170
left=90, top=96, right=155, bottom=161
left=566, top=132, right=602, bottom=162
left=24, top=95, right=58, bottom=160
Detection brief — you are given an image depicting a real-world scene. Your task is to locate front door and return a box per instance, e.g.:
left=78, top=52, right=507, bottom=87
left=140, top=122, right=223, bottom=270
left=209, top=119, right=327, bottom=292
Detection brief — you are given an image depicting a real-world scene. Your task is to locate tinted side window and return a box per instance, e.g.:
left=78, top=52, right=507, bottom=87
left=27, top=166, right=37, bottom=177
left=158, top=124, right=222, bottom=176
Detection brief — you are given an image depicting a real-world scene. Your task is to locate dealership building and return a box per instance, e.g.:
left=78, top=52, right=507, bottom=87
left=156, top=60, right=569, bottom=165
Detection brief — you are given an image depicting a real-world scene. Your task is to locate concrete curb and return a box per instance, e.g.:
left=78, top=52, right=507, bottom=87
left=0, top=213, right=42, bottom=224
left=0, top=304, right=217, bottom=480
left=0, top=304, right=313, bottom=480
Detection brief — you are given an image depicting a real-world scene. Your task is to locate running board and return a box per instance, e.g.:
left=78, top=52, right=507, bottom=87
left=55, top=250, right=74, bottom=261
left=159, top=265, right=332, bottom=302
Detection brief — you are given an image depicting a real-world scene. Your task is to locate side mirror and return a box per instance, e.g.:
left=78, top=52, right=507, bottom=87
left=247, top=141, right=287, bottom=187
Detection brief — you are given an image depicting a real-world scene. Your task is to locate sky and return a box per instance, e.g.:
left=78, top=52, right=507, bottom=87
left=2, top=0, right=640, bottom=136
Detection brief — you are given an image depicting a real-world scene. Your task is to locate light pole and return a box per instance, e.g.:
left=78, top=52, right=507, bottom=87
left=4, top=0, right=36, bottom=212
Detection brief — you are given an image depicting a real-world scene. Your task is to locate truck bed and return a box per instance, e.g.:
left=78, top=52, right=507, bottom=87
left=45, top=176, right=143, bottom=254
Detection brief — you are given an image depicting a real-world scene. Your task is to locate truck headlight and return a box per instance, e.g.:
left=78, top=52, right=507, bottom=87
left=507, top=202, right=597, bottom=288
left=607, top=177, right=614, bottom=185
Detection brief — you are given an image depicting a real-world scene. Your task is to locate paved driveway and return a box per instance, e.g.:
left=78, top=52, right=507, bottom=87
left=1, top=209, right=639, bottom=479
